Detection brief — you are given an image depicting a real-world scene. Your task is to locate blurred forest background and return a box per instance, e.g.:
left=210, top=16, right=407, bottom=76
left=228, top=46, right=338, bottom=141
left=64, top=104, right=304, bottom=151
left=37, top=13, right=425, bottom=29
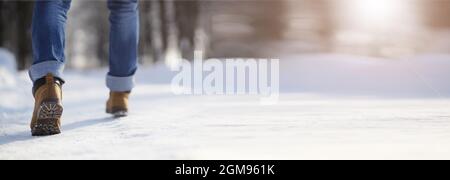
left=0, top=0, right=449, bottom=70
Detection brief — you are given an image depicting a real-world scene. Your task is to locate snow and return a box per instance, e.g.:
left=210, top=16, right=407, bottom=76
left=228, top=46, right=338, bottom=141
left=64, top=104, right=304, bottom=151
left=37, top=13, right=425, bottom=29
left=279, top=54, right=450, bottom=97
left=0, top=48, right=17, bottom=88
left=0, top=48, right=17, bottom=72
left=0, top=48, right=26, bottom=113
left=1, top=54, right=450, bottom=160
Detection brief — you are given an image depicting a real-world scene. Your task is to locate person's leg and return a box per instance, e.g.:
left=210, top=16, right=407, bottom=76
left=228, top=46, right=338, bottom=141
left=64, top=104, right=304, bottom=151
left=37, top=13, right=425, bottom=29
left=29, top=0, right=71, bottom=136
left=29, top=0, right=72, bottom=82
left=106, top=0, right=139, bottom=92
left=106, top=0, right=139, bottom=117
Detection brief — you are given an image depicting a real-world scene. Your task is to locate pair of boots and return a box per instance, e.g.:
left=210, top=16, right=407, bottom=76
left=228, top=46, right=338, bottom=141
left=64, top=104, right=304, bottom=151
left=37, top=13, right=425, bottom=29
left=30, top=74, right=130, bottom=136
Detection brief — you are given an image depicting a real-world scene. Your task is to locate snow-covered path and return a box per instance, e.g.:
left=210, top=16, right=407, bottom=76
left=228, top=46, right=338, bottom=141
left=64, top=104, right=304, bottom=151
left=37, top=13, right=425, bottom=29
left=1, top=55, right=450, bottom=160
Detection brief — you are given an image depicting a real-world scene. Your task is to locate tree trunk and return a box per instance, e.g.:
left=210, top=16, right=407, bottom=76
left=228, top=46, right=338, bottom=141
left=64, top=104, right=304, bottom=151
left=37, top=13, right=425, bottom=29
left=175, top=0, right=199, bottom=60
left=16, top=1, right=34, bottom=70
left=0, top=1, right=4, bottom=46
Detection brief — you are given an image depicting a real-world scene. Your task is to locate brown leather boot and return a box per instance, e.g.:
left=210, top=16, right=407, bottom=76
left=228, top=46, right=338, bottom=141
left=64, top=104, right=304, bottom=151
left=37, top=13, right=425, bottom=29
left=106, top=92, right=130, bottom=117
left=30, top=74, right=63, bottom=136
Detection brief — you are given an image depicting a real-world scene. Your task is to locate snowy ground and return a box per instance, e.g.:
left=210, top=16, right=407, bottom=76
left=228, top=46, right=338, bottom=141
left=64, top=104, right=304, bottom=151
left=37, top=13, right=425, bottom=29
left=1, top=54, right=450, bottom=160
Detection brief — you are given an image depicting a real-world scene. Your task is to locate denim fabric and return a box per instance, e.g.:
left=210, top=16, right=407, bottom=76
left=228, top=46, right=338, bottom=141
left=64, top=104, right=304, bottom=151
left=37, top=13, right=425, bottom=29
left=30, top=0, right=139, bottom=91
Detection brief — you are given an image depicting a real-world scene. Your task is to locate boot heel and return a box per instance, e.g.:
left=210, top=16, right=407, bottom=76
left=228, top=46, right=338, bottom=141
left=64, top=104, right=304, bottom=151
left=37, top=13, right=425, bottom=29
left=32, top=100, right=63, bottom=136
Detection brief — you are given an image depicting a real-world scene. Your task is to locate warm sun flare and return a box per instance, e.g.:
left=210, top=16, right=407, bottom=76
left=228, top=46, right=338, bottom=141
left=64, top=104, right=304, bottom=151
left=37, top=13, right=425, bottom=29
left=338, top=0, right=407, bottom=29
left=358, top=0, right=402, bottom=23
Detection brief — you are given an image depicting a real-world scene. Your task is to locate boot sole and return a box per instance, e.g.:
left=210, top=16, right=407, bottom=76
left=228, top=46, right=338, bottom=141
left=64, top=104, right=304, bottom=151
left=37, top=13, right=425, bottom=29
left=32, top=100, right=63, bottom=136
left=112, top=111, right=128, bottom=118
left=107, top=108, right=128, bottom=118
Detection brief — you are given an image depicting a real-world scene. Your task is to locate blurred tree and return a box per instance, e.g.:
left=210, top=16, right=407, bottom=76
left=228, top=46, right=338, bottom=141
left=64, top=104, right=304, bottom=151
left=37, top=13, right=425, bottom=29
left=0, top=0, right=33, bottom=70
left=139, top=1, right=154, bottom=64
left=139, top=0, right=166, bottom=64
left=16, top=1, right=34, bottom=70
left=421, top=0, right=450, bottom=28
left=141, top=0, right=201, bottom=62
left=0, top=1, right=3, bottom=46
left=175, top=0, right=199, bottom=60
left=315, top=0, right=334, bottom=52
left=201, top=0, right=287, bottom=58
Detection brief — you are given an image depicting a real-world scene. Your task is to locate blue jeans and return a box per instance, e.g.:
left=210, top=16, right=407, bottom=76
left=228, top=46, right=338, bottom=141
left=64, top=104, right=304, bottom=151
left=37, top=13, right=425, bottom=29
left=29, top=0, right=139, bottom=92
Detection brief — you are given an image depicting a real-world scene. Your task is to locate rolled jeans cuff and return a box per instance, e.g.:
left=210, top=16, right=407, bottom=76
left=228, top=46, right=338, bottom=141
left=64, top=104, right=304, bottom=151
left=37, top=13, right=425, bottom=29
left=106, top=74, right=135, bottom=92
left=29, top=61, right=65, bottom=82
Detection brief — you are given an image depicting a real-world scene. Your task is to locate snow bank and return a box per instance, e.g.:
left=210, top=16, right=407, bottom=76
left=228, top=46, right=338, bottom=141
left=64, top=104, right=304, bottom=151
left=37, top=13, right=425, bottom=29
left=134, top=53, right=450, bottom=98
left=279, top=54, right=450, bottom=98
left=0, top=48, right=31, bottom=113
left=0, top=48, right=17, bottom=88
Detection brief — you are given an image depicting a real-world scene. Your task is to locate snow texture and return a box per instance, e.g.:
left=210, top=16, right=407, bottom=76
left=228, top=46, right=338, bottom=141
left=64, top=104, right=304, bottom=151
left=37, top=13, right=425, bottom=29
left=1, top=54, right=450, bottom=160
left=0, top=48, right=17, bottom=88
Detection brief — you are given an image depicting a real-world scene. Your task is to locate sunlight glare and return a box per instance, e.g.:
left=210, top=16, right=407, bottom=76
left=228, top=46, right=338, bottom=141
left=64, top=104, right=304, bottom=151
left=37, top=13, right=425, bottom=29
left=339, top=0, right=407, bottom=29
